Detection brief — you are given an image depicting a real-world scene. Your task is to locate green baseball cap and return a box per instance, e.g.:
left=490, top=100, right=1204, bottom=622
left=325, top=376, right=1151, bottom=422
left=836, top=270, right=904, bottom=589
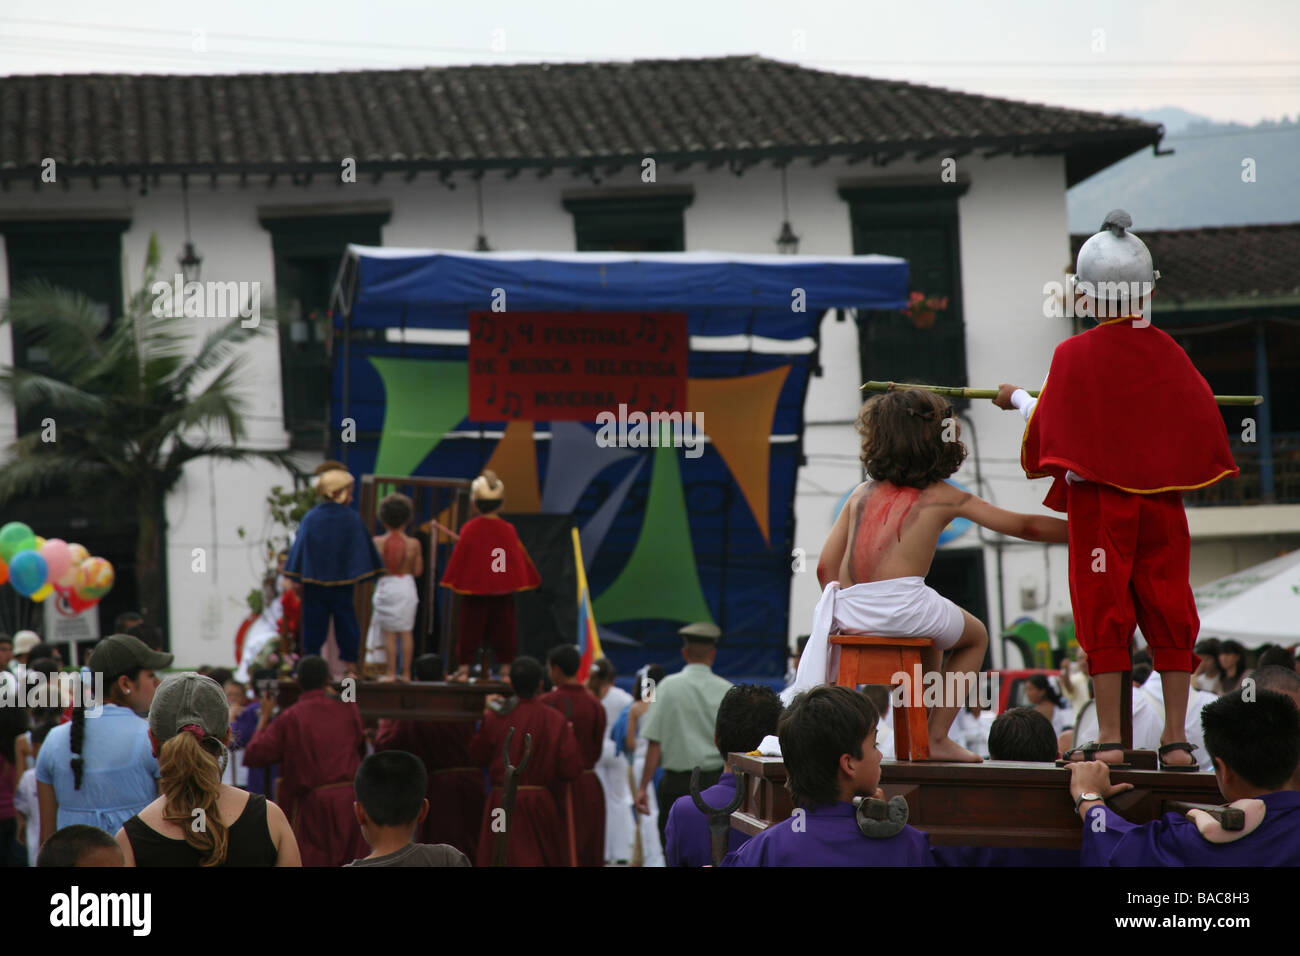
left=87, top=633, right=173, bottom=678
left=149, top=672, right=229, bottom=743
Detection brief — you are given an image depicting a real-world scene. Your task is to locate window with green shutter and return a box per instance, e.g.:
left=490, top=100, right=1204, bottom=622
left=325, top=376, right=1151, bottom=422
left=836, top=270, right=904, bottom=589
left=260, top=210, right=389, bottom=450
left=563, top=191, right=693, bottom=251
left=840, top=184, right=970, bottom=410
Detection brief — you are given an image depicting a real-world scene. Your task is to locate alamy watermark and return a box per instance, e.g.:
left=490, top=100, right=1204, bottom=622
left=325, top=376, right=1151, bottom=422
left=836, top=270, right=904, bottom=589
left=1, top=671, right=104, bottom=717
left=1042, top=279, right=1155, bottom=325
left=888, top=664, right=998, bottom=710
left=151, top=274, right=261, bottom=328
left=594, top=405, right=705, bottom=459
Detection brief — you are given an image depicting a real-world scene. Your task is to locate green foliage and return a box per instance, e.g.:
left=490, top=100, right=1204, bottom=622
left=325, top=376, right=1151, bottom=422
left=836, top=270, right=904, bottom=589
left=244, top=483, right=317, bottom=614
left=0, top=232, right=295, bottom=503
left=0, top=233, right=299, bottom=625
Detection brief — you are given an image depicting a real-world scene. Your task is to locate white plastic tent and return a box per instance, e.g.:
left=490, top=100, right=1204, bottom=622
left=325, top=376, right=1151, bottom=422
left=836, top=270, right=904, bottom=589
left=1193, top=550, right=1300, bottom=648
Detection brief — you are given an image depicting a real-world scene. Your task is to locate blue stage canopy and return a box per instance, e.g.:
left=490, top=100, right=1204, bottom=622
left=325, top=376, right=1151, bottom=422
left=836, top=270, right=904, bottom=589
left=334, top=247, right=909, bottom=338
left=329, top=246, right=910, bottom=678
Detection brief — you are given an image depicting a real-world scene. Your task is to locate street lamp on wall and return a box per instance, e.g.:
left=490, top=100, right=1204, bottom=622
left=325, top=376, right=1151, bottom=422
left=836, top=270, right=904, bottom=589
left=775, top=165, right=799, bottom=254
left=473, top=177, right=492, bottom=252
left=179, top=180, right=202, bottom=282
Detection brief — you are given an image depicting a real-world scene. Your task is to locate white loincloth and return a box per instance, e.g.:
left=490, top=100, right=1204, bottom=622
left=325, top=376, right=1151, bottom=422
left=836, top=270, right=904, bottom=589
left=372, top=574, right=418, bottom=632
left=782, top=578, right=965, bottom=704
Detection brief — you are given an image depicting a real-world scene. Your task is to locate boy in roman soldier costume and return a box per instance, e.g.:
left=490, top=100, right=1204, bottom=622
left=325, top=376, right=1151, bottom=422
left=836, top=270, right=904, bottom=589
left=440, top=470, right=541, bottom=677
left=996, top=210, right=1238, bottom=770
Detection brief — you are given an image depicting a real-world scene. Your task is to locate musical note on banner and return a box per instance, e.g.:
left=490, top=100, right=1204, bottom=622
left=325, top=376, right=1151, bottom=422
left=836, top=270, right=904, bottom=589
left=659, top=331, right=673, bottom=354
left=636, top=315, right=657, bottom=343
left=475, top=315, right=495, bottom=343
left=486, top=380, right=497, bottom=406
left=498, top=328, right=513, bottom=355
left=501, top=391, right=523, bottom=418
left=627, top=382, right=639, bottom=406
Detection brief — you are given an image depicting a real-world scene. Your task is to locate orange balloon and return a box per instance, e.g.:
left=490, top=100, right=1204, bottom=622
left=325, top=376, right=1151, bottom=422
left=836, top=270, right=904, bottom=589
left=0, top=557, right=8, bottom=586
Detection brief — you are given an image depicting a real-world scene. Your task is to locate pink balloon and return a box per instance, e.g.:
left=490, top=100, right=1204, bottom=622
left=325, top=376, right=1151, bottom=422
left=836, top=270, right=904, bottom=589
left=40, top=538, right=71, bottom=583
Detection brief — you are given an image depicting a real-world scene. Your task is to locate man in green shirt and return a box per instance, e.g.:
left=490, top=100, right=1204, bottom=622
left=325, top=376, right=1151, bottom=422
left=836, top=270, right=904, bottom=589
left=634, top=623, right=733, bottom=844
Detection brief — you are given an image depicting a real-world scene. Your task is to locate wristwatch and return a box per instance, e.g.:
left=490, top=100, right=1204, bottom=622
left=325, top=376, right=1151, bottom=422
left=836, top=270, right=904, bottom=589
left=1074, top=790, right=1104, bottom=812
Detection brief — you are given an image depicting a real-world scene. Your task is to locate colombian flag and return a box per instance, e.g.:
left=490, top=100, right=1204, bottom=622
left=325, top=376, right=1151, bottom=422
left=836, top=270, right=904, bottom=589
left=572, top=527, right=603, bottom=682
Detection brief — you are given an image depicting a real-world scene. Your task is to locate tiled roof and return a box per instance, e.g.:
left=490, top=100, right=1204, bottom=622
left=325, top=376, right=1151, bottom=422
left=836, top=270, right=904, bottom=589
left=0, top=56, right=1159, bottom=185
left=1070, top=223, right=1300, bottom=306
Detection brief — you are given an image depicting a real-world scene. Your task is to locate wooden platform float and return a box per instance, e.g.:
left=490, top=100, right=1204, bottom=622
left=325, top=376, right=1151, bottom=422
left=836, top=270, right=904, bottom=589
left=276, top=678, right=511, bottom=722
left=729, top=752, right=1228, bottom=849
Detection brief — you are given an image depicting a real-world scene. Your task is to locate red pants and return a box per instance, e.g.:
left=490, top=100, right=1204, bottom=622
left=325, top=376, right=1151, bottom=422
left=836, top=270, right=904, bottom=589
left=1067, top=483, right=1198, bottom=675
left=456, top=593, right=518, bottom=667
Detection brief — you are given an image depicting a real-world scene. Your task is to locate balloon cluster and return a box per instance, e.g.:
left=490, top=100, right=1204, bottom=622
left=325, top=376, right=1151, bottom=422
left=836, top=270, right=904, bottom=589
left=0, top=522, right=114, bottom=612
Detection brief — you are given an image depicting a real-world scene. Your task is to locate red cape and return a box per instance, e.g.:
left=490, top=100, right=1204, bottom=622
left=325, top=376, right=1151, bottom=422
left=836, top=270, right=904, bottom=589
left=440, top=515, right=541, bottom=595
left=1022, top=317, right=1238, bottom=512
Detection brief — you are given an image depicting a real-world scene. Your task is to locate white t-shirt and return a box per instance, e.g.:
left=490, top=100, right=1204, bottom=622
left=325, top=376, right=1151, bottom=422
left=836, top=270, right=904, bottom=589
left=1073, top=689, right=1163, bottom=753
left=14, top=767, right=40, bottom=867
left=1139, top=671, right=1217, bottom=772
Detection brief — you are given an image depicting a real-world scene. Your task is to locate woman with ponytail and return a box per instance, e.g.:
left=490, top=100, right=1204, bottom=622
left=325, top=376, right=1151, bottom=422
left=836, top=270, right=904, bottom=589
left=116, top=672, right=299, bottom=867
left=36, top=634, right=172, bottom=845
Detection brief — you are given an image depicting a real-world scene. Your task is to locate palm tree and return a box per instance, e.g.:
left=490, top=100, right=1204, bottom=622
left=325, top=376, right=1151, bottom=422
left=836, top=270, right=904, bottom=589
left=0, top=234, right=297, bottom=630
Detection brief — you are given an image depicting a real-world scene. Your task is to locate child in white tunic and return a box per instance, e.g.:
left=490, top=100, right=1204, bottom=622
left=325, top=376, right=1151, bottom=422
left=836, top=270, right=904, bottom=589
left=786, top=388, right=1069, bottom=762
left=371, top=493, right=423, bottom=682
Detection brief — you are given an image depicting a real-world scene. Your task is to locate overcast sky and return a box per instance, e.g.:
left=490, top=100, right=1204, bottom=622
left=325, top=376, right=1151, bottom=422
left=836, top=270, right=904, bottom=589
left=2, top=0, right=1296, bottom=125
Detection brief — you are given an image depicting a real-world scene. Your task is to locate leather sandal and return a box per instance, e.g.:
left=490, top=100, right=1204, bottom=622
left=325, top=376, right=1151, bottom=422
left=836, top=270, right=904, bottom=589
left=1056, top=741, right=1131, bottom=770
left=1158, top=741, right=1200, bottom=772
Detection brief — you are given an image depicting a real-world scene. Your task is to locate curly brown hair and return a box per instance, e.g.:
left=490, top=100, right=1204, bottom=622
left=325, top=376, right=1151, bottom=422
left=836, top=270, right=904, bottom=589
left=855, top=388, right=967, bottom=488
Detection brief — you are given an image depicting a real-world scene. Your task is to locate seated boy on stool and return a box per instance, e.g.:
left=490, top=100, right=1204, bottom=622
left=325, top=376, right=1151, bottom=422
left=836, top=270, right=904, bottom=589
left=722, top=685, right=933, bottom=867
left=1068, top=688, right=1300, bottom=866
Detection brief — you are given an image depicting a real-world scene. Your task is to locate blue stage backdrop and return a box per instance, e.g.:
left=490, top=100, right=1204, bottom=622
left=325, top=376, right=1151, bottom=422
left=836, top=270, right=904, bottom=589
left=330, top=248, right=908, bottom=679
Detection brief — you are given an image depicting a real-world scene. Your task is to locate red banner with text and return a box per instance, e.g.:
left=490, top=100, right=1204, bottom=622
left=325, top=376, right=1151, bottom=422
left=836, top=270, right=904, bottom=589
left=468, top=311, right=688, bottom=421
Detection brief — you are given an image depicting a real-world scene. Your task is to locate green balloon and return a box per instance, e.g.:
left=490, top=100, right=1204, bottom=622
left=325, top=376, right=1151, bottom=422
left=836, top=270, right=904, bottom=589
left=0, top=522, right=36, bottom=563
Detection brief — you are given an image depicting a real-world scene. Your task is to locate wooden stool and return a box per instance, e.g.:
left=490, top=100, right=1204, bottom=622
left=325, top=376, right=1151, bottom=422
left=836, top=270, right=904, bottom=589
left=830, top=634, right=934, bottom=761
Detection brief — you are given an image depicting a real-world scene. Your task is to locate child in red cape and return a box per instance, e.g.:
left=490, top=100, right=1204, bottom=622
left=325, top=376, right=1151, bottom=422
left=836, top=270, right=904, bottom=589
left=996, top=210, right=1238, bottom=770
left=440, top=470, right=540, bottom=678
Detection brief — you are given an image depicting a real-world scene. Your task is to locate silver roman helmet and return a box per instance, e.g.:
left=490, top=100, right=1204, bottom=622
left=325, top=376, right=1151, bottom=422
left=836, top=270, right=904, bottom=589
left=1072, top=209, right=1160, bottom=317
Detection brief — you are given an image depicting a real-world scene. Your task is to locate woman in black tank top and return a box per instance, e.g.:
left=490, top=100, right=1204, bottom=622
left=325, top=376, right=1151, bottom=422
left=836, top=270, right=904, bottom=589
left=114, top=672, right=300, bottom=867
left=123, top=792, right=279, bottom=866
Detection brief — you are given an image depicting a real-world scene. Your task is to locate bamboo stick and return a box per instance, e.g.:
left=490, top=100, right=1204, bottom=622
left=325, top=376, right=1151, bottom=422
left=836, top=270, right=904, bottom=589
left=860, top=380, right=1263, bottom=406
